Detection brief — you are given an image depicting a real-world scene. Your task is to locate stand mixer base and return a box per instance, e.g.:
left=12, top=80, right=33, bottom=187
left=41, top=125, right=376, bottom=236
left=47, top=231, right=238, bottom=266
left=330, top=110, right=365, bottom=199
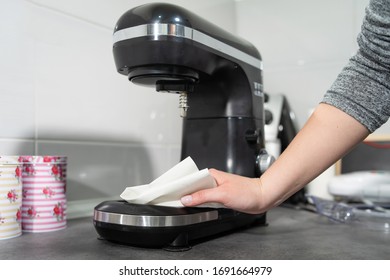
left=93, top=200, right=266, bottom=250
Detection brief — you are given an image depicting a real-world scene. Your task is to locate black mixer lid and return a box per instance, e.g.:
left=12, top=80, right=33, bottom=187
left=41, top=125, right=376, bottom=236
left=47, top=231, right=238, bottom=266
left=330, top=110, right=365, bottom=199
left=113, top=3, right=261, bottom=60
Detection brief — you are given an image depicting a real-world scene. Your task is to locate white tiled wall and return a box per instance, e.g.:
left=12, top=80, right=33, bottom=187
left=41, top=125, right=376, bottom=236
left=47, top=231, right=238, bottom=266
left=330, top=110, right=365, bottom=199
left=1, top=0, right=388, bottom=215
left=0, top=0, right=237, bottom=218
left=236, top=0, right=389, bottom=135
left=235, top=0, right=390, bottom=198
left=236, top=0, right=366, bottom=127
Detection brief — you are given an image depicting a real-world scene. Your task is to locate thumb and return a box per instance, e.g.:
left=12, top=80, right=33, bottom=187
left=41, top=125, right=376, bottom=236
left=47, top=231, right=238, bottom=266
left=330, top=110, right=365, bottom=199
left=181, top=188, right=223, bottom=207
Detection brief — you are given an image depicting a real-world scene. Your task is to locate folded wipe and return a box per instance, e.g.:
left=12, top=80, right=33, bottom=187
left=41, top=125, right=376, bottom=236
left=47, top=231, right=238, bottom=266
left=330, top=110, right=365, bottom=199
left=120, top=157, right=222, bottom=207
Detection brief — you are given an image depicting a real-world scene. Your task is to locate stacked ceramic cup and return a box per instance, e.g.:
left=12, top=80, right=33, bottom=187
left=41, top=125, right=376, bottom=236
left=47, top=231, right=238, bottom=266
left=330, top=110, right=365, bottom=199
left=0, top=156, right=23, bottom=240
left=20, top=156, right=67, bottom=232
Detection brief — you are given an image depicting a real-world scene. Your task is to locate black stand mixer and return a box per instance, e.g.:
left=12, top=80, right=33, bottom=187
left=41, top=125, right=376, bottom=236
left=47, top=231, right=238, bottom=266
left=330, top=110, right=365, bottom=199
left=93, top=3, right=275, bottom=250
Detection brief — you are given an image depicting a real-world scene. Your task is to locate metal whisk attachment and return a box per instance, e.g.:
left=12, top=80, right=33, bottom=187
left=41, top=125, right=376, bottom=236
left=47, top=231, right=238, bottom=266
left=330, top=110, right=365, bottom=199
left=179, top=92, right=189, bottom=118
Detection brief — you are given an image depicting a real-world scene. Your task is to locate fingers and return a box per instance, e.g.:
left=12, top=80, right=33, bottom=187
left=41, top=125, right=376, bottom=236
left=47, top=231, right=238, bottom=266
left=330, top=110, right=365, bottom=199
left=181, top=188, right=225, bottom=207
left=181, top=169, right=234, bottom=207
left=181, top=168, right=229, bottom=206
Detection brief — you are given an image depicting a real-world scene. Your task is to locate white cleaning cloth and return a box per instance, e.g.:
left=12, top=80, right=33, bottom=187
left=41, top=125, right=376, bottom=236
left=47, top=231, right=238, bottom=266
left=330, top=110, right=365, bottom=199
left=120, top=157, right=223, bottom=208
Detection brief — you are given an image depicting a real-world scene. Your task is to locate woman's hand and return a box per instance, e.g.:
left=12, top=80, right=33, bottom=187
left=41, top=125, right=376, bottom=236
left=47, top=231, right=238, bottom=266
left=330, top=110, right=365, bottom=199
left=181, top=168, right=268, bottom=214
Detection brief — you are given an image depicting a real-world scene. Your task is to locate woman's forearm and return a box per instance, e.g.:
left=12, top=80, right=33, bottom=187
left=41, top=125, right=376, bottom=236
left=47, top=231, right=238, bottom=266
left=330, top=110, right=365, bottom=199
left=259, top=103, right=369, bottom=211
left=181, top=103, right=369, bottom=214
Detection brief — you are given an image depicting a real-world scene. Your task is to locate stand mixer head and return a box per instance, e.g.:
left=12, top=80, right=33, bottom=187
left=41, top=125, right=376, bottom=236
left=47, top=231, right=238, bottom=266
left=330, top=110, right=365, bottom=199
left=112, top=2, right=274, bottom=176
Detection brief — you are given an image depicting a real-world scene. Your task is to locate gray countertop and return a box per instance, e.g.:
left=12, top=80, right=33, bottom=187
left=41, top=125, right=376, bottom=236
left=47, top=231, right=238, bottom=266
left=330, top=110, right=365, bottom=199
left=1, top=206, right=389, bottom=260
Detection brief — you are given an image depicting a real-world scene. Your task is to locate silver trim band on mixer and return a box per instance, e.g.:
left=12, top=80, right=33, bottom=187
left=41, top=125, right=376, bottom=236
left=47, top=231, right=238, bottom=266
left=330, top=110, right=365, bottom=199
left=113, top=23, right=263, bottom=70
left=94, top=209, right=219, bottom=227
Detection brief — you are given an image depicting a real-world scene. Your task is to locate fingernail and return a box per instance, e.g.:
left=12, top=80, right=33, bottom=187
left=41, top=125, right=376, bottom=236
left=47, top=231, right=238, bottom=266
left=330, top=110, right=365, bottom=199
left=181, top=195, right=192, bottom=205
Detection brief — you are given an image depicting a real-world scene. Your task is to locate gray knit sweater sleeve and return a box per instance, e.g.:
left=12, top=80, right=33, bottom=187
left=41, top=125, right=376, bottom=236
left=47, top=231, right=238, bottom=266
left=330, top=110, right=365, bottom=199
left=322, top=0, right=390, bottom=133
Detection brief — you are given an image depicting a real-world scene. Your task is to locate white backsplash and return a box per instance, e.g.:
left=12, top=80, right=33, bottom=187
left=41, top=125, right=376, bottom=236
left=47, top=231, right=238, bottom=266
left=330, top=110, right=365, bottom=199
left=0, top=0, right=235, bottom=218
left=235, top=0, right=389, bottom=198
left=1, top=0, right=388, bottom=217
